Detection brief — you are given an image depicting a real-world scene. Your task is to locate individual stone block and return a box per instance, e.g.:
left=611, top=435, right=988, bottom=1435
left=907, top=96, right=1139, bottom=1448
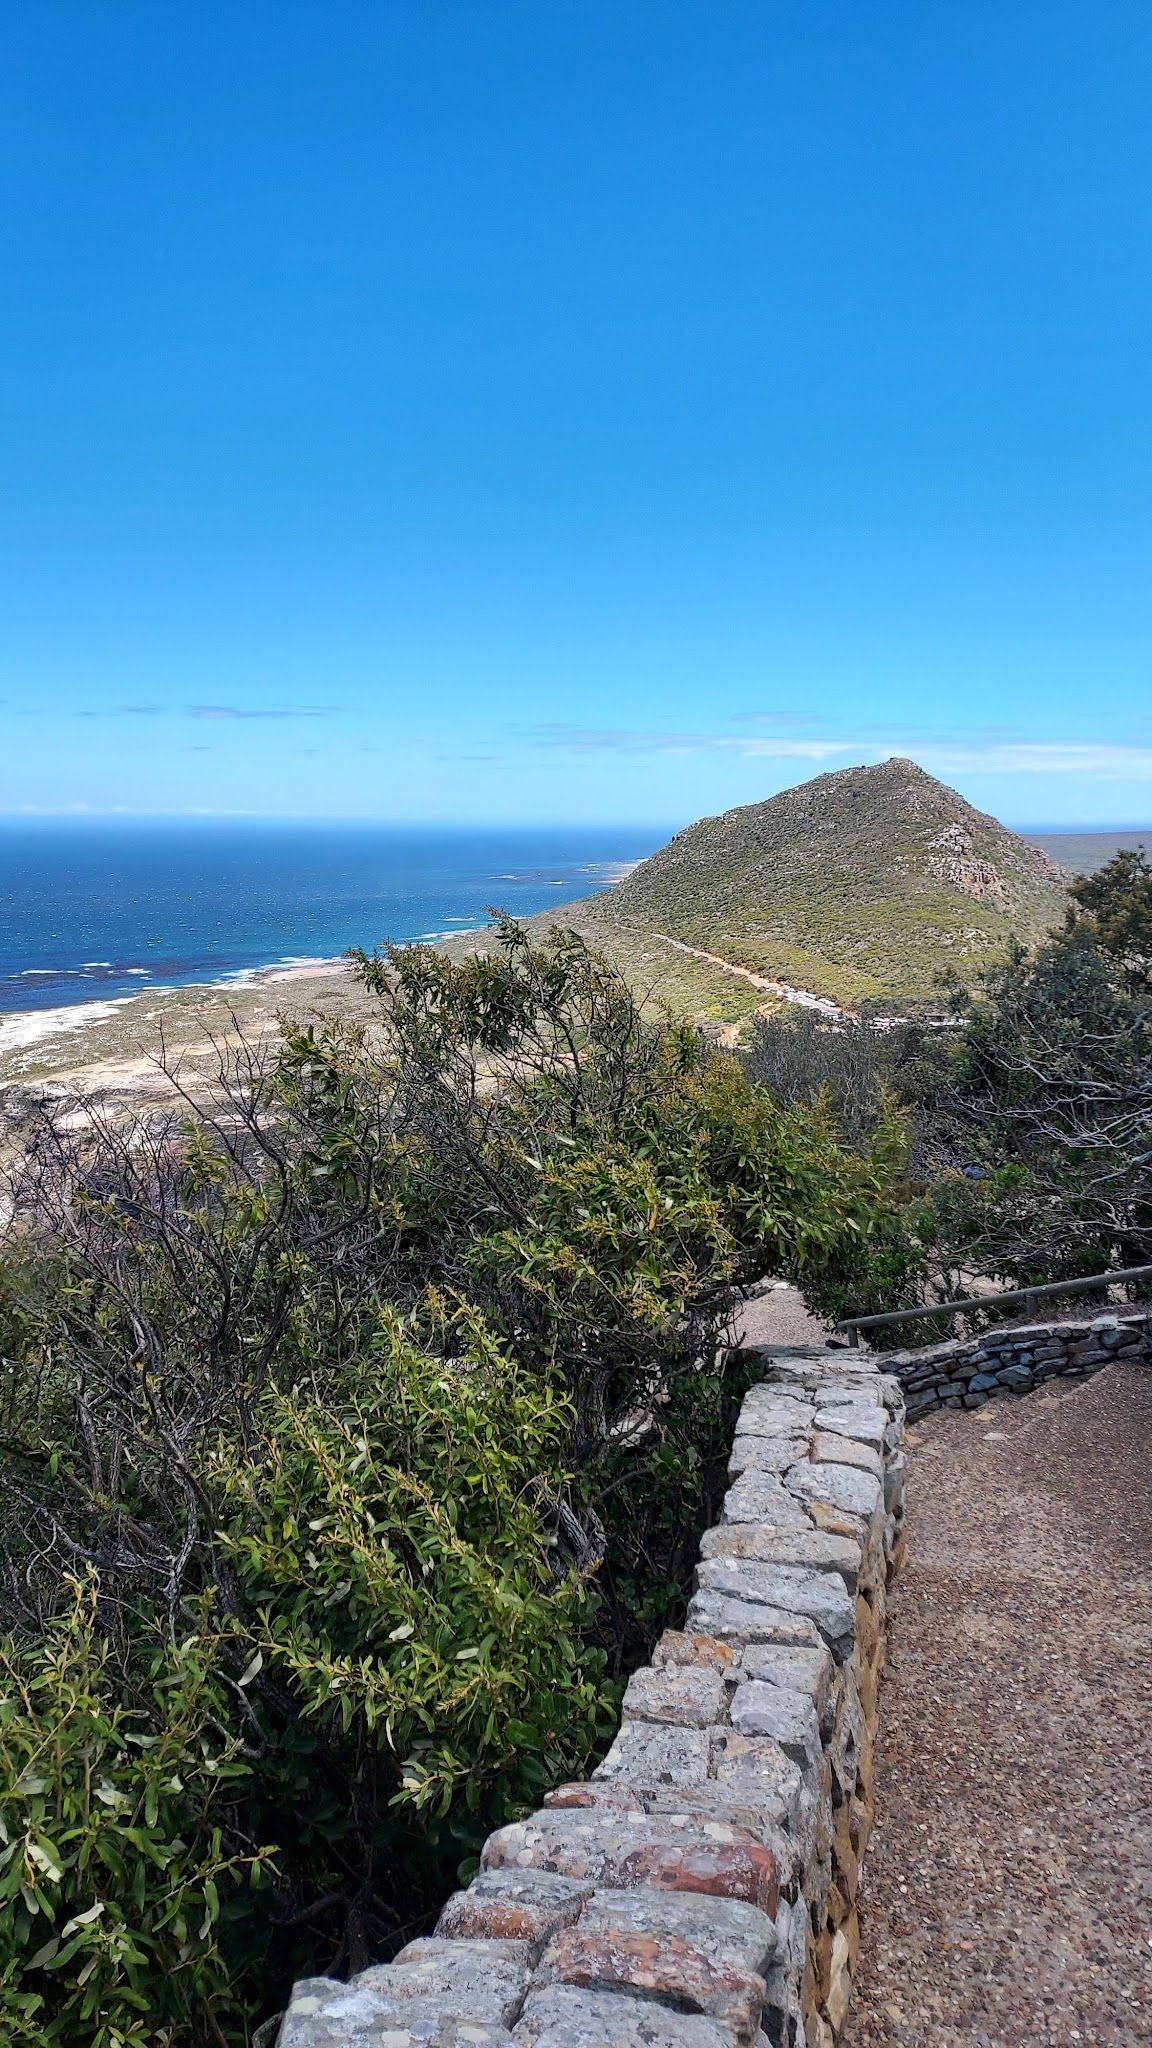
left=803, top=1495, right=870, bottom=1542
left=580, top=1884, right=778, bottom=1977
left=593, top=1722, right=711, bottom=1787
left=621, top=1664, right=728, bottom=1729
left=738, top=1389, right=815, bottom=1431
left=883, top=1452, right=907, bottom=1515
left=357, top=1940, right=529, bottom=2028
left=482, top=1812, right=779, bottom=1913
left=721, top=1468, right=812, bottom=1527
left=811, top=1403, right=885, bottom=1449
left=728, top=1681, right=822, bottom=1769
left=651, top=1630, right=736, bottom=1672
left=727, top=1434, right=809, bottom=1477
left=536, top=1925, right=766, bottom=2045
left=481, top=1811, right=664, bottom=1886
left=277, top=1977, right=516, bottom=2045
left=637, top=1788, right=799, bottom=1886
left=543, top=1782, right=644, bottom=1814
left=785, top=1460, right=882, bottom=1523
left=698, top=1523, right=861, bottom=1590
left=683, top=1589, right=821, bottom=1648
left=694, top=1559, right=855, bottom=1655
left=827, top=1681, right=863, bottom=1800
left=711, top=1730, right=803, bottom=1829
left=512, top=1985, right=738, bottom=2046
left=737, top=1642, right=835, bottom=1720
left=824, top=1925, right=855, bottom=2032
left=437, top=1871, right=591, bottom=1949
left=733, top=1417, right=814, bottom=1458
left=391, top=1937, right=531, bottom=1968
left=616, top=1833, right=781, bottom=1915
left=809, top=1430, right=883, bottom=1479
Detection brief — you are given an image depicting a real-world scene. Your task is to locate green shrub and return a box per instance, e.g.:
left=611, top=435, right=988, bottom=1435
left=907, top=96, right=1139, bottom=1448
left=927, top=925, right=1152, bottom=1284
left=0, top=1582, right=266, bottom=2048
left=216, top=1310, right=612, bottom=1836
left=0, top=919, right=914, bottom=2039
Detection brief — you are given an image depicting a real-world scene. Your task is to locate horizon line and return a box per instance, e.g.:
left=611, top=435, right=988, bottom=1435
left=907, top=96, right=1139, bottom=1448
left=0, top=810, right=1148, bottom=834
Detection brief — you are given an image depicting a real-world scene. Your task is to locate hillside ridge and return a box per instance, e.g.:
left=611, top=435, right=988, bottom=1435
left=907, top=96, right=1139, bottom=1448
left=576, top=758, right=1069, bottom=1012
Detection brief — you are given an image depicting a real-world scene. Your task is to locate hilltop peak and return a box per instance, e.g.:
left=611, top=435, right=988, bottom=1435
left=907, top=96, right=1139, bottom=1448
left=595, top=761, right=1066, bottom=1012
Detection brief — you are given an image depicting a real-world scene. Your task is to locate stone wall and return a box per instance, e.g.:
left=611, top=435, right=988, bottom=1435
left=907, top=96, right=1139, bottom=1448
left=277, top=1346, right=906, bottom=2048
left=884, top=1309, right=1151, bottom=1420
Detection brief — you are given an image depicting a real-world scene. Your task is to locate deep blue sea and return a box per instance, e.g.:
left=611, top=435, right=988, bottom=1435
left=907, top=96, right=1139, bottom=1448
left=0, top=822, right=662, bottom=1015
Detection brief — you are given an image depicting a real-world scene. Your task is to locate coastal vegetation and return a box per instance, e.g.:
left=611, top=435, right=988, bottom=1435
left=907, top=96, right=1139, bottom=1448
left=927, top=848, right=1152, bottom=1286
left=744, top=846, right=1152, bottom=1307
left=0, top=921, right=912, bottom=2046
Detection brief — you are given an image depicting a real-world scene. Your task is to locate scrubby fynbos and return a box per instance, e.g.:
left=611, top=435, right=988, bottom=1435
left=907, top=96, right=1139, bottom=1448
left=582, top=759, right=1067, bottom=1013
left=277, top=1346, right=906, bottom=2048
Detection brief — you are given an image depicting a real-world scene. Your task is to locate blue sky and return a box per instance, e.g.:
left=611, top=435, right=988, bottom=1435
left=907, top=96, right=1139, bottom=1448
left=1, top=2, right=1151, bottom=827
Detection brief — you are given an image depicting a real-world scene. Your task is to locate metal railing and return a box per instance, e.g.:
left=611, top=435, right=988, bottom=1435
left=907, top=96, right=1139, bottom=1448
left=837, top=1262, right=1152, bottom=1348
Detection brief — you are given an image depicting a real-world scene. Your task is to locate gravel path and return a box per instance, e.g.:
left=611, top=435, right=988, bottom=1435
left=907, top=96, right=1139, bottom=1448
left=846, top=1362, right=1152, bottom=2046
left=732, top=1277, right=833, bottom=1351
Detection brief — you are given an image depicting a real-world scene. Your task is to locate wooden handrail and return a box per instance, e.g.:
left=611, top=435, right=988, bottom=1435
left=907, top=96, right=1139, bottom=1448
left=838, top=1262, right=1152, bottom=1347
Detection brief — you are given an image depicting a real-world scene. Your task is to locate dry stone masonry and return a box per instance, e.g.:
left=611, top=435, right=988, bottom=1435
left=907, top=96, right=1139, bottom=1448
left=277, top=1347, right=906, bottom=2048
left=886, top=1309, right=1151, bottom=1420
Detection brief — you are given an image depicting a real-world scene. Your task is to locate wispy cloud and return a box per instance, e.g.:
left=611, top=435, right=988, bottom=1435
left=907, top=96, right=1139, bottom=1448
left=3, top=802, right=273, bottom=816
left=905, top=742, right=1152, bottom=778
left=188, top=704, right=336, bottom=721
left=57, top=703, right=335, bottom=722
left=529, top=724, right=748, bottom=757
left=74, top=705, right=163, bottom=719
left=526, top=724, right=1152, bottom=778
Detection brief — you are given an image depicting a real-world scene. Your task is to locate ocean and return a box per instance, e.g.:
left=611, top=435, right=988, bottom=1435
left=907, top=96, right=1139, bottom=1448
left=0, top=821, right=661, bottom=1016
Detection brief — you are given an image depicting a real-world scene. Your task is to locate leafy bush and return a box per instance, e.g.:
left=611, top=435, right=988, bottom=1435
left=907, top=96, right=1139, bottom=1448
left=1069, top=845, right=1152, bottom=988
left=0, top=1582, right=265, bottom=2048
left=0, top=920, right=912, bottom=2040
left=927, top=925, right=1152, bottom=1286
left=217, top=1311, right=611, bottom=1834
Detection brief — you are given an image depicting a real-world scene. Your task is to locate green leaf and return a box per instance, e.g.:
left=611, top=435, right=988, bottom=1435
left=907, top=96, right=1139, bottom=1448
left=237, top=1650, right=264, bottom=1688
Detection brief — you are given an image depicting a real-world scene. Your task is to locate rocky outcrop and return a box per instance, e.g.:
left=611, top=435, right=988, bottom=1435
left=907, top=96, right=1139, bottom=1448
left=885, top=1310, right=1151, bottom=1419
left=926, top=825, right=1009, bottom=905
left=276, top=1348, right=905, bottom=2048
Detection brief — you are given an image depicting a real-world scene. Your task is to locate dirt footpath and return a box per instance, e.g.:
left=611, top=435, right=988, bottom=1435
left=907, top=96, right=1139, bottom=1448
left=846, top=1362, right=1152, bottom=2047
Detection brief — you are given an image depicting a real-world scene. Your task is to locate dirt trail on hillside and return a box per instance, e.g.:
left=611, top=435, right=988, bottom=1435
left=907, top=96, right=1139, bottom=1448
left=846, top=1363, right=1152, bottom=2046
left=648, top=932, right=854, bottom=1019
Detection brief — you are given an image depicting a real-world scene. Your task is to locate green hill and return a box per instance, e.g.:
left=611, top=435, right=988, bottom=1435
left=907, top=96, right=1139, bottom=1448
left=575, top=759, right=1069, bottom=1013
